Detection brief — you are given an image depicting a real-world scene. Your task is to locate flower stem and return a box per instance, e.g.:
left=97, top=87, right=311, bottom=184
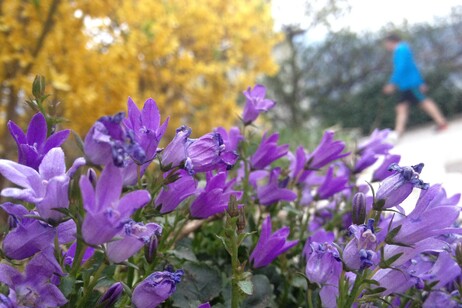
left=230, top=228, right=241, bottom=308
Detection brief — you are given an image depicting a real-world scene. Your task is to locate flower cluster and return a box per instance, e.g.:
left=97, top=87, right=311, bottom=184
left=0, top=83, right=461, bottom=307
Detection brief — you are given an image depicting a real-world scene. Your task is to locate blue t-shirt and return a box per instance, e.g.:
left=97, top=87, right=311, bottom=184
left=389, top=42, right=424, bottom=90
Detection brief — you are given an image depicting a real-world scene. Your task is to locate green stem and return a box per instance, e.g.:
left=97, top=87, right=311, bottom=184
left=76, top=262, right=107, bottom=307
left=344, top=270, right=365, bottom=307
left=230, top=229, right=240, bottom=308
left=126, top=257, right=135, bottom=288
left=70, top=240, right=87, bottom=277
left=307, top=288, right=314, bottom=308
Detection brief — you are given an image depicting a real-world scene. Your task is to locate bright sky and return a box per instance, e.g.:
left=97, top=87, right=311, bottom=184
left=273, top=0, right=461, bottom=40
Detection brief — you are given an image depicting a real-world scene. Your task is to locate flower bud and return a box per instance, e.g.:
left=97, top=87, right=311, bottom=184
left=227, top=195, right=239, bottom=217
left=96, top=282, right=124, bottom=308
left=352, top=192, right=366, bottom=225
left=237, top=207, right=246, bottom=233
left=32, top=75, right=46, bottom=98
left=456, top=243, right=462, bottom=268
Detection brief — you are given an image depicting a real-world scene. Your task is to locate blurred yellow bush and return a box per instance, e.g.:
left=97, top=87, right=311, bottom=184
left=0, top=0, right=279, bottom=140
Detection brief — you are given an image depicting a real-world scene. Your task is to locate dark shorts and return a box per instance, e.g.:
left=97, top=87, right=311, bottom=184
left=397, top=88, right=426, bottom=105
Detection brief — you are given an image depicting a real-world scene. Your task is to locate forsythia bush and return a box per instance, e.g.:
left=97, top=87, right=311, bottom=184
left=0, top=78, right=461, bottom=307
left=0, top=0, right=279, bottom=138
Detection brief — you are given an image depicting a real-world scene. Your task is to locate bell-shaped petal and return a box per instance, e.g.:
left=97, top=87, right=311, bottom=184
left=107, top=221, right=162, bottom=263
left=132, top=267, right=184, bottom=308
left=250, top=216, right=298, bottom=268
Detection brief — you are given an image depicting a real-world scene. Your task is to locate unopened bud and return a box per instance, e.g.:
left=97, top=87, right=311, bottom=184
left=144, top=229, right=161, bottom=264
left=237, top=207, right=246, bottom=233
left=32, top=75, right=46, bottom=98
left=227, top=195, right=239, bottom=217
left=352, top=192, right=366, bottom=225
left=87, top=168, right=97, bottom=186
left=456, top=243, right=462, bottom=268
left=96, top=282, right=123, bottom=307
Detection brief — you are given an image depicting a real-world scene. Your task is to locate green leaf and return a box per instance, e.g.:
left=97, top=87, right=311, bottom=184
left=170, top=238, right=198, bottom=262
left=171, top=262, right=222, bottom=308
left=366, top=287, right=387, bottom=294
left=238, top=280, right=253, bottom=295
left=385, top=224, right=402, bottom=243
left=242, top=275, right=274, bottom=308
left=379, top=252, right=403, bottom=268
left=60, top=276, right=76, bottom=297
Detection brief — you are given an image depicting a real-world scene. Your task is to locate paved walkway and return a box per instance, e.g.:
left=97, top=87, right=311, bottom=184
left=392, top=118, right=462, bottom=199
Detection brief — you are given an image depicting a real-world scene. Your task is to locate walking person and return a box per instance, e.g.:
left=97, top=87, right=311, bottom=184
left=382, top=33, right=448, bottom=137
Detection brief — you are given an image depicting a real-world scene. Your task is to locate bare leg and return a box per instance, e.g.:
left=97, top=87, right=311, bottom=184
left=419, top=98, right=447, bottom=126
left=395, top=102, right=409, bottom=136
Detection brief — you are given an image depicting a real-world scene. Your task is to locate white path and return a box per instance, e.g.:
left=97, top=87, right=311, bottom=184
left=392, top=118, right=462, bottom=199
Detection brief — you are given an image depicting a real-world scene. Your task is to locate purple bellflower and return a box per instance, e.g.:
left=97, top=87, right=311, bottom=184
left=306, top=131, right=349, bottom=170
left=215, top=126, right=243, bottom=153
left=1, top=202, right=74, bottom=259
left=161, top=125, right=191, bottom=169
left=372, top=154, right=401, bottom=182
left=390, top=184, right=461, bottom=245
left=63, top=242, right=95, bottom=267
left=132, top=266, right=184, bottom=308
left=305, top=242, right=342, bottom=285
left=107, top=221, right=162, bottom=263
left=123, top=97, right=169, bottom=164
left=288, top=146, right=311, bottom=183
left=354, top=129, right=394, bottom=173
left=0, top=148, right=84, bottom=221
left=97, top=282, right=124, bottom=307
left=316, top=166, right=349, bottom=200
left=375, top=163, right=429, bottom=209
left=343, top=220, right=378, bottom=270
left=424, top=291, right=458, bottom=308
left=250, top=132, right=289, bottom=170
left=256, top=168, right=297, bottom=205
left=84, top=112, right=146, bottom=168
left=80, top=163, right=151, bottom=245
left=7, top=112, right=70, bottom=170
left=155, top=170, right=197, bottom=214
left=185, top=131, right=236, bottom=174
left=249, top=215, right=298, bottom=268
left=302, top=228, right=335, bottom=259
left=242, top=84, right=276, bottom=125
left=0, top=248, right=67, bottom=307
left=357, top=129, right=393, bottom=155
left=190, top=172, right=242, bottom=219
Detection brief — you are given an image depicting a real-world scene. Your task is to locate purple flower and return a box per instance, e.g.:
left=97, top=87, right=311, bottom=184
left=390, top=184, right=461, bottom=245
left=305, top=242, right=342, bottom=285
left=198, top=303, right=211, bottom=308
left=354, top=151, right=379, bottom=173
left=80, top=163, right=151, bottom=245
left=288, top=146, right=310, bottom=183
left=161, top=126, right=191, bottom=169
left=215, top=126, right=243, bottom=153
left=0, top=249, right=67, bottom=307
left=7, top=112, right=70, bottom=170
left=107, top=221, right=162, bottom=263
left=97, top=282, right=124, bottom=307
left=242, top=84, right=276, bottom=125
left=424, top=291, right=458, bottom=308
left=189, top=172, right=242, bottom=219
left=124, top=97, right=169, bottom=163
left=302, top=228, right=335, bottom=259
left=250, top=216, right=298, bottom=268
left=1, top=202, right=76, bottom=259
left=375, top=163, right=429, bottom=209
left=343, top=220, right=378, bottom=270
left=84, top=112, right=146, bottom=168
left=306, top=131, right=348, bottom=170
left=372, top=154, right=401, bottom=182
left=256, top=168, right=296, bottom=205
left=63, top=242, right=95, bottom=266
left=316, top=166, right=349, bottom=200
left=185, top=132, right=232, bottom=174
left=155, top=170, right=197, bottom=214
left=250, top=132, right=289, bottom=170
left=132, top=266, right=184, bottom=308
left=0, top=148, right=84, bottom=221
left=358, top=129, right=393, bottom=155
